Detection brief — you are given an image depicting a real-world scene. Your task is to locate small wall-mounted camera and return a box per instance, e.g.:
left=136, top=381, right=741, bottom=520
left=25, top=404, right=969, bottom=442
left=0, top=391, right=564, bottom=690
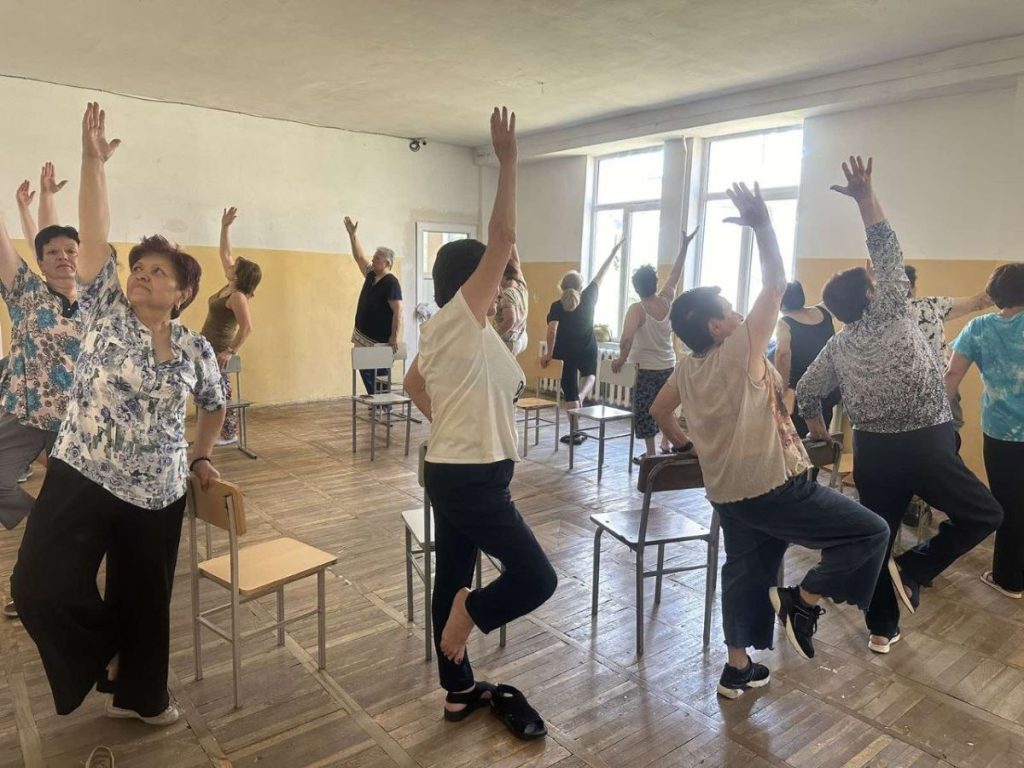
left=409, top=138, right=427, bottom=152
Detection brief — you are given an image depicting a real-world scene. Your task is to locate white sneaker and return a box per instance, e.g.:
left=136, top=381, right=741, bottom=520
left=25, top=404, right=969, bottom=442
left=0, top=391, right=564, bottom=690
left=214, top=436, right=239, bottom=447
left=2, top=600, right=17, bottom=619
left=868, top=632, right=901, bottom=654
left=105, top=700, right=181, bottom=726
left=85, top=745, right=115, bottom=768
left=981, top=571, right=1023, bottom=599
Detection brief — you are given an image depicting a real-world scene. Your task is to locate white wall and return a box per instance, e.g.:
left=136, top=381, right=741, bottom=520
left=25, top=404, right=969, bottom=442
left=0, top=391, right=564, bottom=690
left=0, top=76, right=481, bottom=358
left=795, top=86, right=1020, bottom=263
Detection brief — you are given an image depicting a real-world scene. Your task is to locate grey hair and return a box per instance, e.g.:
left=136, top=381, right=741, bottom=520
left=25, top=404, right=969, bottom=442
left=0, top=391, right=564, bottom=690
left=375, top=247, right=395, bottom=267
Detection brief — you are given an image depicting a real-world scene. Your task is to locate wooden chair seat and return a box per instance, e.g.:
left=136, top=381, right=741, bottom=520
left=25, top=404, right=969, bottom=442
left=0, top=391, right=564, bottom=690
left=516, top=397, right=558, bottom=411
left=591, top=508, right=710, bottom=546
left=569, top=404, right=632, bottom=422
left=401, top=508, right=433, bottom=545
left=199, top=538, right=337, bottom=597
left=358, top=392, right=412, bottom=406
left=225, top=400, right=252, bottom=411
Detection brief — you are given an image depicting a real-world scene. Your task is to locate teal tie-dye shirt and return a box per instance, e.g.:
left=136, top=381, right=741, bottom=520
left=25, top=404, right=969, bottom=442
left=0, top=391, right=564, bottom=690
left=951, top=310, right=1024, bottom=442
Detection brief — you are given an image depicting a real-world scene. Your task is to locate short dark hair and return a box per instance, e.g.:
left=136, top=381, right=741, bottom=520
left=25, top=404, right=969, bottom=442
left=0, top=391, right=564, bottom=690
left=671, top=286, right=724, bottom=354
left=631, top=264, right=658, bottom=298
left=128, top=235, right=202, bottom=319
left=234, top=257, right=262, bottom=296
left=781, top=281, right=805, bottom=311
left=904, top=265, right=917, bottom=289
left=34, top=225, right=79, bottom=262
left=433, top=238, right=486, bottom=307
left=822, top=267, right=873, bottom=323
left=986, top=263, right=1024, bottom=309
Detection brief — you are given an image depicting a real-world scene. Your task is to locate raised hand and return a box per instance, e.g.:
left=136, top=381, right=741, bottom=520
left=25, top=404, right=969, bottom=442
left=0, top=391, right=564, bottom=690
left=40, top=162, right=68, bottom=194
left=491, top=106, right=517, bottom=165
left=830, top=155, right=873, bottom=201
left=723, top=182, right=770, bottom=229
left=222, top=206, right=238, bottom=228
left=343, top=216, right=358, bottom=236
left=81, top=102, right=121, bottom=162
left=682, top=226, right=700, bottom=249
left=15, top=180, right=35, bottom=209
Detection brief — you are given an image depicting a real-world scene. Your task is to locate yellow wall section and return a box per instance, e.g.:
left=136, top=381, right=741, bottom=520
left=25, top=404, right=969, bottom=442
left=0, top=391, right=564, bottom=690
left=0, top=239, right=373, bottom=404
left=795, top=257, right=1004, bottom=482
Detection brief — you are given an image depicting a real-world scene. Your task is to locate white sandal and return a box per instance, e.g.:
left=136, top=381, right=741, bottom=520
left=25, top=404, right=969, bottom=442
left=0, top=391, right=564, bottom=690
left=981, top=571, right=1023, bottom=599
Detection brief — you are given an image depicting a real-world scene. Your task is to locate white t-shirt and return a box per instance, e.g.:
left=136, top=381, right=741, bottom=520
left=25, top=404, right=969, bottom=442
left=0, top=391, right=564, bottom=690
left=419, top=289, right=526, bottom=464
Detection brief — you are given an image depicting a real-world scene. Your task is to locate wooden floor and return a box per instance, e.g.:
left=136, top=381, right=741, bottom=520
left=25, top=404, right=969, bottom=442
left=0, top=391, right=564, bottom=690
left=2, top=401, right=1024, bottom=768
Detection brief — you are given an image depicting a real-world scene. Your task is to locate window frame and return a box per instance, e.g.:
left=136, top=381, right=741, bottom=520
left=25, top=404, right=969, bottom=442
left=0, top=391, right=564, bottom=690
left=589, top=147, right=664, bottom=338
left=694, top=126, right=802, bottom=312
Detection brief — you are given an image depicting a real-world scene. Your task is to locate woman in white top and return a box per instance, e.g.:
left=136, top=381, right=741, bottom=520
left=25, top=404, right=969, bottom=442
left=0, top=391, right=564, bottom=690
left=611, top=228, right=697, bottom=462
left=404, top=108, right=555, bottom=741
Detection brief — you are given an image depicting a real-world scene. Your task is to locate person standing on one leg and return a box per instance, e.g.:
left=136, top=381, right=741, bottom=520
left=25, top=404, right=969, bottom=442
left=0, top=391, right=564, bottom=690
left=797, top=156, right=1002, bottom=654
left=404, top=107, right=556, bottom=739
left=12, top=102, right=225, bottom=725
left=945, top=263, right=1024, bottom=599
left=651, top=182, right=888, bottom=699
left=2, top=164, right=78, bottom=620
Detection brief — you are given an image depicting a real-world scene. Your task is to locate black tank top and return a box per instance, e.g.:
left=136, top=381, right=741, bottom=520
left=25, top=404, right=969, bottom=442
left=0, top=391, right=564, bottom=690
left=781, top=307, right=835, bottom=389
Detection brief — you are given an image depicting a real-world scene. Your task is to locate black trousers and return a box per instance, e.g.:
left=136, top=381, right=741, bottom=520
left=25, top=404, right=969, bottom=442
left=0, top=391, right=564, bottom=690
left=423, top=460, right=557, bottom=692
left=854, top=422, right=1002, bottom=637
left=11, top=459, right=185, bottom=717
left=985, top=435, right=1024, bottom=592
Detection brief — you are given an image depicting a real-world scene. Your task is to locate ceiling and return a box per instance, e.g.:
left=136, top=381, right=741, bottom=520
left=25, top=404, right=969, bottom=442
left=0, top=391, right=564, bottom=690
left=3, top=0, right=1024, bottom=147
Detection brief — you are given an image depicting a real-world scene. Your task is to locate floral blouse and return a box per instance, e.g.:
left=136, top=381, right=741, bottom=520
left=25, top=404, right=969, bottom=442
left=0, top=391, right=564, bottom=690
left=52, top=250, right=225, bottom=510
left=0, top=260, right=83, bottom=432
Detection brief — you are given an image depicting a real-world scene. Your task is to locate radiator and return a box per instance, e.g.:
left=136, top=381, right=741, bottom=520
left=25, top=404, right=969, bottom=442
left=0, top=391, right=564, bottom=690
left=536, top=343, right=633, bottom=408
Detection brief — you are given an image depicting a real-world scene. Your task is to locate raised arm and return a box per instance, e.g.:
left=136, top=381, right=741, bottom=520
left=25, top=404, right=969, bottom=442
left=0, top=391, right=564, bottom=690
left=462, top=107, right=517, bottom=323
left=15, top=181, right=37, bottom=249
left=38, top=162, right=67, bottom=230
left=725, top=183, right=785, bottom=377
left=659, top=227, right=698, bottom=300
left=0, top=216, right=24, bottom=291
left=506, top=243, right=523, bottom=283
left=831, top=155, right=885, bottom=231
left=611, top=303, right=643, bottom=372
left=343, top=216, right=371, bottom=275
left=947, top=290, right=993, bottom=321
left=591, top=239, right=623, bottom=288
left=219, top=206, right=238, bottom=278
left=78, top=102, right=120, bottom=284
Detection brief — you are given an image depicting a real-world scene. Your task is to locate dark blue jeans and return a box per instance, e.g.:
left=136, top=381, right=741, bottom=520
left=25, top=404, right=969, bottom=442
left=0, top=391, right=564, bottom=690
left=714, top=474, right=888, bottom=650
left=854, top=422, right=1002, bottom=637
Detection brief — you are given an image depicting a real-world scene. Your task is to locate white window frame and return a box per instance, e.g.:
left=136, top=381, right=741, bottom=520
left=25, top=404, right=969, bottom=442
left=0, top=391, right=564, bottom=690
left=694, top=127, right=801, bottom=312
left=589, top=147, right=663, bottom=337
left=414, top=221, right=477, bottom=310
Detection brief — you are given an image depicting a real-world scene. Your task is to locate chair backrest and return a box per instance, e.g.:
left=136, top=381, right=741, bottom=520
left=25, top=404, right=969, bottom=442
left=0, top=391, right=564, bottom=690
left=223, top=354, right=242, bottom=375
left=188, top=476, right=247, bottom=536
left=352, top=345, right=396, bottom=372
left=599, top=357, right=638, bottom=389
left=802, top=437, right=842, bottom=471
left=637, top=454, right=704, bottom=494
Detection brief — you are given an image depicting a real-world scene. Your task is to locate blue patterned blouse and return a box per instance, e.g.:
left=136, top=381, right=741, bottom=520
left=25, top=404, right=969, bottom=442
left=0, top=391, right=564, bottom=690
left=52, top=250, right=225, bottom=509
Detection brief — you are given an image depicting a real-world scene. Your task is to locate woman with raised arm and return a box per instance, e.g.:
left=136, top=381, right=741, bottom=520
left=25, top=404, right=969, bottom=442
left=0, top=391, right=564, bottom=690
left=199, top=206, right=262, bottom=446
left=404, top=107, right=554, bottom=741
left=611, top=227, right=697, bottom=462
left=344, top=215, right=402, bottom=393
left=542, top=239, right=622, bottom=442
left=12, top=103, right=225, bottom=726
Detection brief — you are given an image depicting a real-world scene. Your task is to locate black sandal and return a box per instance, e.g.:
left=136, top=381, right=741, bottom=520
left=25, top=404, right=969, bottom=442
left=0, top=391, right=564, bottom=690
left=490, top=684, right=547, bottom=740
left=443, top=681, right=496, bottom=722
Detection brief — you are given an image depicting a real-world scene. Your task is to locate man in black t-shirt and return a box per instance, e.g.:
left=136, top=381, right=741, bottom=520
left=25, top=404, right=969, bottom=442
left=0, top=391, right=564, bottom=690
left=344, top=216, right=403, bottom=393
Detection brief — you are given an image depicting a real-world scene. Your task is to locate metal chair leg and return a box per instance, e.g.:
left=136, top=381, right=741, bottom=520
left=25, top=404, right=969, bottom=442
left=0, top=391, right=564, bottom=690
left=555, top=403, right=560, bottom=450
left=404, top=402, right=411, bottom=456
left=534, top=408, right=540, bottom=446
left=231, top=590, right=242, bottom=709
left=475, top=551, right=483, bottom=589
left=591, top=528, right=603, bottom=616
left=499, top=623, right=507, bottom=647
left=276, top=586, right=285, bottom=647
left=703, top=536, right=715, bottom=650
left=317, top=570, right=327, bottom=669
left=370, top=406, right=377, bottom=462
left=404, top=529, right=414, bottom=621
left=351, top=396, right=357, bottom=454
left=635, top=545, right=645, bottom=658
left=424, top=537, right=433, bottom=663
left=568, top=414, right=576, bottom=469
left=522, top=408, right=530, bottom=458
left=654, top=544, right=665, bottom=604
left=627, top=417, right=635, bottom=474
left=597, top=419, right=606, bottom=483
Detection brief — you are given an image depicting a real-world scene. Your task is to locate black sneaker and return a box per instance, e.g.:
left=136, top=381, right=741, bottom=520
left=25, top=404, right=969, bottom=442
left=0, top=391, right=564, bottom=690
left=716, top=658, right=771, bottom=699
left=769, top=586, right=825, bottom=660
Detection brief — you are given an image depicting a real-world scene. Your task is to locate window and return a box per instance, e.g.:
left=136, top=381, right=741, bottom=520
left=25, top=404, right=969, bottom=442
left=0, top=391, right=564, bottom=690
left=590, top=148, right=663, bottom=336
left=695, top=128, right=802, bottom=313
left=414, top=222, right=476, bottom=315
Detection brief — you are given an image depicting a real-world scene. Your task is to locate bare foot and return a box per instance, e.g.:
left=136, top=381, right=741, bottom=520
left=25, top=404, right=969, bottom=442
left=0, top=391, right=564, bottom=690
left=440, top=588, right=475, bottom=664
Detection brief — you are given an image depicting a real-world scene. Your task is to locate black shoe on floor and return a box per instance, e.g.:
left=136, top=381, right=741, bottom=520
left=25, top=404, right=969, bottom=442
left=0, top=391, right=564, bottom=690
left=769, top=586, right=825, bottom=660
left=716, top=658, right=771, bottom=699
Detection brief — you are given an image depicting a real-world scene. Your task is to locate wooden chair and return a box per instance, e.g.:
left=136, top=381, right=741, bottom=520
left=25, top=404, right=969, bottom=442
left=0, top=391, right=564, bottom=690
left=568, top=359, right=636, bottom=482
left=221, top=355, right=257, bottom=459
left=402, top=442, right=506, bottom=661
left=516, top=358, right=563, bottom=457
left=590, top=454, right=717, bottom=657
left=187, top=477, right=337, bottom=708
left=351, top=345, right=413, bottom=461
